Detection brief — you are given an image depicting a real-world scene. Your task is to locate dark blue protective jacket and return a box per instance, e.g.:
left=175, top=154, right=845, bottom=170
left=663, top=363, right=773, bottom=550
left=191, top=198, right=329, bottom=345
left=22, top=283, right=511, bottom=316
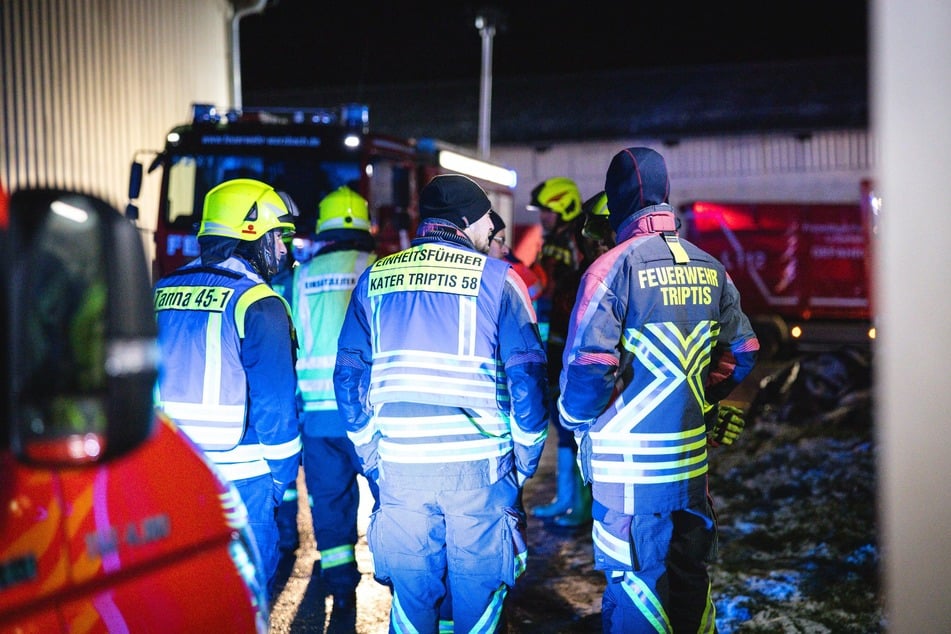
left=558, top=205, right=759, bottom=515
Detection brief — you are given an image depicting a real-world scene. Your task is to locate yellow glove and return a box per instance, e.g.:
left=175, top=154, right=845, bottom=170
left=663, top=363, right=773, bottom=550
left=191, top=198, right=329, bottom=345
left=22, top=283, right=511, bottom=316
left=707, top=404, right=746, bottom=447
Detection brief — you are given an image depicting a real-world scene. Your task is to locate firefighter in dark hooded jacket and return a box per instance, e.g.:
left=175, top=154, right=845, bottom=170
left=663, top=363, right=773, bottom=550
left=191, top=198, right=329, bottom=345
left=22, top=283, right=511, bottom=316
left=558, top=147, right=759, bottom=633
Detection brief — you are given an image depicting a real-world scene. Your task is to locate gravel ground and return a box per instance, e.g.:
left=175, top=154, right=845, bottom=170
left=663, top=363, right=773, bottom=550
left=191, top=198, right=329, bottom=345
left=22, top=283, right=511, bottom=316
left=268, top=347, right=882, bottom=633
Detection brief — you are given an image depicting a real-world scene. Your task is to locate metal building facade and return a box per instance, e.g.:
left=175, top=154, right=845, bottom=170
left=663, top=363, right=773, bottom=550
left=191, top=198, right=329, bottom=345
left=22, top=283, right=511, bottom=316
left=0, top=0, right=232, bottom=208
left=495, top=129, right=878, bottom=223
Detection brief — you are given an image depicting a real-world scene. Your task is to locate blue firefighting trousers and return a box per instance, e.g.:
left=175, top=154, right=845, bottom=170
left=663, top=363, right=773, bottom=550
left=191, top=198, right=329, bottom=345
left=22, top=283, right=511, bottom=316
left=303, top=434, right=379, bottom=595
left=367, top=473, right=526, bottom=633
left=235, top=473, right=280, bottom=603
left=598, top=502, right=718, bottom=633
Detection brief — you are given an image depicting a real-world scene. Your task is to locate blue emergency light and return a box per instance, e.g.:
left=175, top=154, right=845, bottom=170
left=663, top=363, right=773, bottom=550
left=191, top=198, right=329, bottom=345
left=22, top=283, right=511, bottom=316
left=191, top=103, right=221, bottom=124
left=341, top=103, right=369, bottom=131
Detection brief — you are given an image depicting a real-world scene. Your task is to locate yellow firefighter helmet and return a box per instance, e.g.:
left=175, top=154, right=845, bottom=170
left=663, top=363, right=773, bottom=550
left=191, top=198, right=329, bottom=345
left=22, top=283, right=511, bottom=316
left=317, top=186, right=371, bottom=233
left=583, top=190, right=609, bottom=217
left=526, top=177, right=582, bottom=222
left=198, top=178, right=297, bottom=241
left=582, top=190, right=613, bottom=242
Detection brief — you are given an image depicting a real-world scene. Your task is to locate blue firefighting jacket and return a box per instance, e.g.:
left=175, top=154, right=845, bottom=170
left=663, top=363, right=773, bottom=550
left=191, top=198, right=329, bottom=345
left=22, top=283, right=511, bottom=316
left=154, top=255, right=301, bottom=492
left=334, top=226, right=549, bottom=487
left=558, top=205, right=759, bottom=515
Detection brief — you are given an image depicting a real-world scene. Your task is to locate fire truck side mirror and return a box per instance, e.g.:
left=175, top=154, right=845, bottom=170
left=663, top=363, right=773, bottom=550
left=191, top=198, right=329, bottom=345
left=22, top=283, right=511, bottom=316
left=5, top=188, right=159, bottom=466
left=126, top=161, right=143, bottom=221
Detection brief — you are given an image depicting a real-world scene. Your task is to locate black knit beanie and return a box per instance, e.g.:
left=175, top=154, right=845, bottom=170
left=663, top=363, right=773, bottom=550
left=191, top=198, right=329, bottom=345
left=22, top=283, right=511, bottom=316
left=419, top=174, right=492, bottom=229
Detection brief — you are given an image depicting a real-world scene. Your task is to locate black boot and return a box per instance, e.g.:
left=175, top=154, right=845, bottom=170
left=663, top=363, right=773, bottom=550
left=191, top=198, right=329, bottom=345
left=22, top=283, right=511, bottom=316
left=327, top=591, right=357, bottom=634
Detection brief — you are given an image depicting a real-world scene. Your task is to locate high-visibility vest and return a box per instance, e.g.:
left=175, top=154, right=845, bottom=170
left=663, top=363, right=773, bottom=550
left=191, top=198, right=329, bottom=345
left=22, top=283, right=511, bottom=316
left=360, top=243, right=510, bottom=412
left=154, top=257, right=291, bottom=451
left=293, top=249, right=375, bottom=412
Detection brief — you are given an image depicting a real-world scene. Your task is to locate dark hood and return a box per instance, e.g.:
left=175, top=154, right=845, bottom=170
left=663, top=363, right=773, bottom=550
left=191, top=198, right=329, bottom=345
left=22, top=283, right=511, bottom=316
left=604, top=146, right=670, bottom=233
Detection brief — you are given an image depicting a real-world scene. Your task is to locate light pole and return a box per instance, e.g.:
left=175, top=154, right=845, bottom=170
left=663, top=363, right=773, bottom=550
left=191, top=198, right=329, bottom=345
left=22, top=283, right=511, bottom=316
left=230, top=0, right=269, bottom=110
left=475, top=8, right=503, bottom=159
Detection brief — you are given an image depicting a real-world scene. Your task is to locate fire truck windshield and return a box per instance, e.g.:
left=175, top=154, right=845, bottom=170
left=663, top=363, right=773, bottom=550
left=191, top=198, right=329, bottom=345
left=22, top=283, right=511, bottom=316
left=164, top=152, right=362, bottom=236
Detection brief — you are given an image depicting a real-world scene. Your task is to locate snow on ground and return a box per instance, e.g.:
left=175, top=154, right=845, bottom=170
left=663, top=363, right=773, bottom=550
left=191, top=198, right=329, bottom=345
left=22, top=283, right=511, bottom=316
left=710, top=346, right=883, bottom=633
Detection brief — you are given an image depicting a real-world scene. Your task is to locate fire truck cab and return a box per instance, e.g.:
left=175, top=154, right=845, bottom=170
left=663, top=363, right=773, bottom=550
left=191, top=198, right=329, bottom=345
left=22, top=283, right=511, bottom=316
left=1, top=185, right=267, bottom=632
left=127, top=103, right=518, bottom=280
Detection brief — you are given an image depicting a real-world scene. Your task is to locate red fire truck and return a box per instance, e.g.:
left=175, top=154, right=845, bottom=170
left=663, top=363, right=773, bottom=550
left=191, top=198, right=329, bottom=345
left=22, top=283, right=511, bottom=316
left=1, top=186, right=267, bottom=632
left=680, top=188, right=877, bottom=358
left=127, top=103, right=518, bottom=279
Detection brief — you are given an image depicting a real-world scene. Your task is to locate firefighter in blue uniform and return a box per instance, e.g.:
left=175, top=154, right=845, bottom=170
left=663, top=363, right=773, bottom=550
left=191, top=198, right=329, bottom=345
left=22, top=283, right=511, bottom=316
left=154, top=178, right=303, bottom=603
left=335, top=174, right=549, bottom=633
left=291, top=185, right=380, bottom=628
left=558, top=147, right=759, bottom=633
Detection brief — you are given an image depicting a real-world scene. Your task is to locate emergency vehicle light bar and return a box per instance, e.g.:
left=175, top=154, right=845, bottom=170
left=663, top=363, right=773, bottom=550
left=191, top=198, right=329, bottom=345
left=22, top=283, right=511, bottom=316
left=190, top=103, right=370, bottom=132
left=438, top=150, right=518, bottom=188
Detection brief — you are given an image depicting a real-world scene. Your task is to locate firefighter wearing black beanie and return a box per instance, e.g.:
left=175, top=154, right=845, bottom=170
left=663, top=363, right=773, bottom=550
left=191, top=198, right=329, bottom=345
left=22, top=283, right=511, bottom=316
left=418, top=174, right=492, bottom=229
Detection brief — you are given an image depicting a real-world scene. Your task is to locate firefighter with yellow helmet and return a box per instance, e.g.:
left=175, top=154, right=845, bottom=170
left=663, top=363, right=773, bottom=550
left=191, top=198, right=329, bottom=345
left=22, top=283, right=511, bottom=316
left=153, top=177, right=302, bottom=603
left=581, top=190, right=614, bottom=252
left=290, top=185, right=379, bottom=629
left=526, top=176, right=598, bottom=527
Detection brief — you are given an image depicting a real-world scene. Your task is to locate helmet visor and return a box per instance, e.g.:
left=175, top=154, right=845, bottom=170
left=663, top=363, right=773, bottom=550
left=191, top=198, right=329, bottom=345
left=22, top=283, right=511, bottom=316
left=275, top=190, right=300, bottom=237
left=582, top=215, right=612, bottom=242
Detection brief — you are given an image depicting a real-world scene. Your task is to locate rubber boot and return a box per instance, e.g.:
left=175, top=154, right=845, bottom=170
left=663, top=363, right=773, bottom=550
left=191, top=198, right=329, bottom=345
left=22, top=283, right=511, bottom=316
left=553, top=462, right=592, bottom=527
left=532, top=447, right=576, bottom=518
left=275, top=481, right=300, bottom=554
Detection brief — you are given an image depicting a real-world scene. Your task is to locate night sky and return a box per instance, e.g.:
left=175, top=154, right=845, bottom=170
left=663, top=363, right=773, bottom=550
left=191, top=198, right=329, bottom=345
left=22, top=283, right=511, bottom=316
left=240, top=0, right=868, bottom=94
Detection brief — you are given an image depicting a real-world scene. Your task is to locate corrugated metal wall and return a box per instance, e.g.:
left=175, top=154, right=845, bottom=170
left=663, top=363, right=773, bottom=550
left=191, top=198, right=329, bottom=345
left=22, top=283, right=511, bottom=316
left=0, top=0, right=232, bottom=208
left=496, top=129, right=878, bottom=224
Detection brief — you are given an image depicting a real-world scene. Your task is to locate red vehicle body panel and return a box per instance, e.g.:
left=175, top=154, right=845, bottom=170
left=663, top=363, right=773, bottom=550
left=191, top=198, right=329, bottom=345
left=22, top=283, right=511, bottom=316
left=0, top=182, right=6, bottom=229
left=682, top=200, right=872, bottom=350
left=0, top=415, right=266, bottom=633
